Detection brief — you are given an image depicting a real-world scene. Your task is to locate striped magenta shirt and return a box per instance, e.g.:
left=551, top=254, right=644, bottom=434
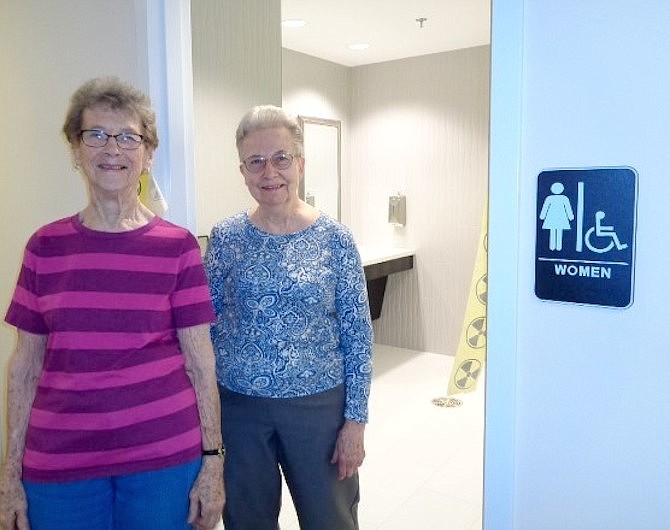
left=5, top=215, right=215, bottom=482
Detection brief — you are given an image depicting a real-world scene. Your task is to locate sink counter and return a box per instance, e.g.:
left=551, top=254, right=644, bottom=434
left=357, top=247, right=415, bottom=320
left=359, top=247, right=416, bottom=267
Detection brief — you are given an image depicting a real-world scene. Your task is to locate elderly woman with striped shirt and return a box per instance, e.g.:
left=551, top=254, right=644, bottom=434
left=0, top=77, right=224, bottom=530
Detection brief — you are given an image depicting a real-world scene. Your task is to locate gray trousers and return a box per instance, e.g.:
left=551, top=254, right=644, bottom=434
left=219, top=384, right=360, bottom=530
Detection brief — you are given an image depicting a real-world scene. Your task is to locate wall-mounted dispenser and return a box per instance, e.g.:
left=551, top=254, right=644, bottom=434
left=388, top=193, right=406, bottom=226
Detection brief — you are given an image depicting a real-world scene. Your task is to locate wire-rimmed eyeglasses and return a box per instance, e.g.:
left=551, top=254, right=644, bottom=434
left=241, top=151, right=297, bottom=173
left=80, top=129, right=144, bottom=150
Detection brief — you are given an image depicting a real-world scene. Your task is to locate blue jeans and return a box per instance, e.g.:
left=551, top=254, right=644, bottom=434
left=23, top=459, right=201, bottom=530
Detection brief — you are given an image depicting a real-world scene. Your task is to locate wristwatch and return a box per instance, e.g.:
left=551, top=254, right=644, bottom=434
left=202, top=444, right=226, bottom=459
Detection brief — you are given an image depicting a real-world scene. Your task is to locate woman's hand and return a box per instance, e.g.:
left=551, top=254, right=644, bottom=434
left=330, top=420, right=366, bottom=481
left=0, top=469, right=30, bottom=530
left=178, top=324, right=225, bottom=529
left=187, top=457, right=225, bottom=530
left=1, top=330, right=48, bottom=530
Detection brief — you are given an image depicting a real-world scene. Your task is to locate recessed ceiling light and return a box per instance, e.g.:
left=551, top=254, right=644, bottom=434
left=282, top=19, right=306, bottom=28
left=348, top=43, right=370, bottom=51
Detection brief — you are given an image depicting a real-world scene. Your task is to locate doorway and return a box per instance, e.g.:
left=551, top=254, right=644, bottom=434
left=279, top=3, right=491, bottom=529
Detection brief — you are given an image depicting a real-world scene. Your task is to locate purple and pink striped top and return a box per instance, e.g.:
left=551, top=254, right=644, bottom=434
left=5, top=215, right=215, bottom=483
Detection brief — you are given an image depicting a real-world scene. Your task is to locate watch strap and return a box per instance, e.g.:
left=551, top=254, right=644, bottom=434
left=202, top=444, right=225, bottom=458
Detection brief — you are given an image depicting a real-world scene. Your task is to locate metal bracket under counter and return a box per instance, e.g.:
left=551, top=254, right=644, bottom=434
left=360, top=248, right=415, bottom=320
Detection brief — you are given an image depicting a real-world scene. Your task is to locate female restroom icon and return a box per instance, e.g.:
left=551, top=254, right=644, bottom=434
left=539, top=182, right=575, bottom=251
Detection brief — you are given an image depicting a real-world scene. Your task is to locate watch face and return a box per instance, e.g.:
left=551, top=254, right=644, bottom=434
left=203, top=445, right=225, bottom=458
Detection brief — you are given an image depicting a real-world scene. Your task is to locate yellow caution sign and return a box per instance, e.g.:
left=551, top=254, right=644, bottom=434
left=447, top=203, right=488, bottom=395
left=138, top=169, right=168, bottom=216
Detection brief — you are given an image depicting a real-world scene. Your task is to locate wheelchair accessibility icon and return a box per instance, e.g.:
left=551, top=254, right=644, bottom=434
left=584, top=211, right=628, bottom=253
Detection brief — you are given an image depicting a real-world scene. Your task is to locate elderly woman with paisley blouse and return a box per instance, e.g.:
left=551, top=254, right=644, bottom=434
left=205, top=105, right=373, bottom=530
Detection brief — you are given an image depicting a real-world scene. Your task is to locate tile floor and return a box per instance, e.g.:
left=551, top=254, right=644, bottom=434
left=215, top=343, right=485, bottom=530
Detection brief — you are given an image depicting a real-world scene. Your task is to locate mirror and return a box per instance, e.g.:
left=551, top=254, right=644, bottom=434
left=298, top=116, right=341, bottom=220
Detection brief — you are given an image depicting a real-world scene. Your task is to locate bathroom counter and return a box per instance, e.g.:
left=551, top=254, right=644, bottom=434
left=359, top=246, right=415, bottom=267
left=357, top=247, right=415, bottom=320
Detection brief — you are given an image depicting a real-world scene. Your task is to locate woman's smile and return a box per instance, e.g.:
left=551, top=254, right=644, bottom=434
left=74, top=105, right=152, bottom=196
left=98, top=161, right=128, bottom=171
left=239, top=127, right=304, bottom=209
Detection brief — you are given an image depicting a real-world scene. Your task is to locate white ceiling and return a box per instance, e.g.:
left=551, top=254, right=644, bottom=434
left=281, top=0, right=491, bottom=67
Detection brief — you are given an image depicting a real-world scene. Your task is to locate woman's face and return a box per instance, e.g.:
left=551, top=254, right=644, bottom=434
left=73, top=105, right=153, bottom=196
left=239, top=127, right=304, bottom=208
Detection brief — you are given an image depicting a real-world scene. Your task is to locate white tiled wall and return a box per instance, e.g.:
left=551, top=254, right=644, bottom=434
left=284, top=46, right=490, bottom=354
left=191, top=0, right=282, bottom=235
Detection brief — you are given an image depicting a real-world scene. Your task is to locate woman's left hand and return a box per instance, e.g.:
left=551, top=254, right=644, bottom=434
left=330, top=419, right=366, bottom=481
left=187, top=457, right=225, bottom=530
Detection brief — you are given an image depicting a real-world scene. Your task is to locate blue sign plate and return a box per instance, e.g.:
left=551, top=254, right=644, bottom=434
left=535, top=167, right=638, bottom=308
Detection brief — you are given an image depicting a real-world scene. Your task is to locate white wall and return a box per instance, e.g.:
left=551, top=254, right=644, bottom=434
left=486, top=1, right=670, bottom=528
left=351, top=48, right=490, bottom=354
left=282, top=49, right=352, bottom=222
left=191, top=0, right=282, bottom=236
left=283, top=47, right=490, bottom=354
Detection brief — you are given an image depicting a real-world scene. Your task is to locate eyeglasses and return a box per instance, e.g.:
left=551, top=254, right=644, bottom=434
left=80, top=129, right=144, bottom=150
left=242, top=152, right=296, bottom=173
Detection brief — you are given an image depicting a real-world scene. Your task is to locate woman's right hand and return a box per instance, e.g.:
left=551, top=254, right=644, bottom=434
left=187, top=456, right=225, bottom=530
left=0, top=469, right=29, bottom=530
left=1, top=331, right=48, bottom=530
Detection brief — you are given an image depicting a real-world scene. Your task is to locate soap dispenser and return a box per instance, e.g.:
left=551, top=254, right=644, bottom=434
left=388, top=193, right=406, bottom=226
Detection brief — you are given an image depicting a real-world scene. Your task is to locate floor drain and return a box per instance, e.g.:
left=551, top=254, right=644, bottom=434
left=432, top=397, right=463, bottom=408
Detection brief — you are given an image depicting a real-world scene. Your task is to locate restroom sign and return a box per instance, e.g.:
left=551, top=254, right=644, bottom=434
left=535, top=167, right=638, bottom=308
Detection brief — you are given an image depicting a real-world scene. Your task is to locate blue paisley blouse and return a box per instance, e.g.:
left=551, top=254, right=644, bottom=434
left=205, top=212, right=373, bottom=423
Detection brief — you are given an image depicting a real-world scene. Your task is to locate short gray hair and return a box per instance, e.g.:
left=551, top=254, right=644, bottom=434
left=62, top=77, right=158, bottom=151
left=235, top=105, right=304, bottom=158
